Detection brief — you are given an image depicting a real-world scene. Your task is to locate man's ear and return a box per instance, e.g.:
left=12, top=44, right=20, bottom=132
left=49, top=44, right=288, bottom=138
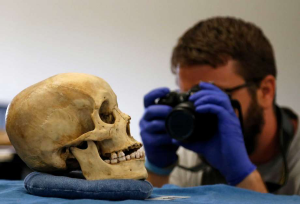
left=256, top=75, right=276, bottom=109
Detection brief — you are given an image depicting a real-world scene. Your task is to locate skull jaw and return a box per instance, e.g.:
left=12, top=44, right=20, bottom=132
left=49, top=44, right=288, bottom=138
left=71, top=141, right=148, bottom=180
left=83, top=159, right=148, bottom=180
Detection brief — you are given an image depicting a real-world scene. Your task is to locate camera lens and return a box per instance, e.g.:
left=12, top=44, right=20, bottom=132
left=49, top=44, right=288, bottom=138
left=165, top=101, right=218, bottom=142
left=165, top=102, right=195, bottom=141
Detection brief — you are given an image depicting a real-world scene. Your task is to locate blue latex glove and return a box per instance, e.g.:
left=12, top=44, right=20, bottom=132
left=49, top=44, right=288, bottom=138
left=173, top=82, right=256, bottom=185
left=140, top=88, right=179, bottom=174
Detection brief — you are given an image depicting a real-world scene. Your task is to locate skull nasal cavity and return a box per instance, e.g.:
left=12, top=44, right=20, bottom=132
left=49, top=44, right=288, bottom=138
left=126, top=122, right=131, bottom=136
left=99, top=101, right=115, bottom=124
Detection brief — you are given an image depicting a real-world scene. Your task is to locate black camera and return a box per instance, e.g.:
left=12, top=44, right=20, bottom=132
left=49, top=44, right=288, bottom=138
left=157, top=84, right=242, bottom=142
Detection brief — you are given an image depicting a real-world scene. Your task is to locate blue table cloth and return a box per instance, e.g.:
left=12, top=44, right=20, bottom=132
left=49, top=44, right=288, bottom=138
left=1, top=179, right=300, bottom=204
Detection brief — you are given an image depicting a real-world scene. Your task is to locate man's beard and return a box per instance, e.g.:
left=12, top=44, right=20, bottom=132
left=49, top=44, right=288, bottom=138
left=243, top=95, right=265, bottom=155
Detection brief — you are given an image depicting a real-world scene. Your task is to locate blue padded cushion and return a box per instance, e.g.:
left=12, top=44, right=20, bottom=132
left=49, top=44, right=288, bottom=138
left=24, top=172, right=153, bottom=200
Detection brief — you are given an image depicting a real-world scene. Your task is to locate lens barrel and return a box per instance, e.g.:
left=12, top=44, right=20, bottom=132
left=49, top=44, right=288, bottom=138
left=165, top=102, right=218, bottom=142
left=165, top=102, right=195, bottom=141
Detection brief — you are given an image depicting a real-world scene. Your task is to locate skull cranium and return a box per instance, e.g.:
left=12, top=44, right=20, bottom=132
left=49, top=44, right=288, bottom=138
left=6, top=73, right=147, bottom=180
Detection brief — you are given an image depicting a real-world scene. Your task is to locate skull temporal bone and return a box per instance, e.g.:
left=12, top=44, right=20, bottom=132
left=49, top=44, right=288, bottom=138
left=6, top=73, right=147, bottom=180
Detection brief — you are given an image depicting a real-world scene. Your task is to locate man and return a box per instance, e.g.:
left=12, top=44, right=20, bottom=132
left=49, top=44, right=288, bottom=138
left=140, top=17, right=300, bottom=195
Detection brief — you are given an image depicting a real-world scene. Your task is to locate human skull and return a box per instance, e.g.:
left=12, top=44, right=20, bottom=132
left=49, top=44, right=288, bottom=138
left=6, top=73, right=147, bottom=180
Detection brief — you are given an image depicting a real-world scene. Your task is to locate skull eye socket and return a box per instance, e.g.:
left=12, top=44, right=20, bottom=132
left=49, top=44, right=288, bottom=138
left=100, top=113, right=115, bottom=124
left=99, top=101, right=115, bottom=124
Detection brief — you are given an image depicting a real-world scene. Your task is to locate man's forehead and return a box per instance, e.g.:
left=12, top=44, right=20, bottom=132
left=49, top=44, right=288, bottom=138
left=176, top=61, right=245, bottom=91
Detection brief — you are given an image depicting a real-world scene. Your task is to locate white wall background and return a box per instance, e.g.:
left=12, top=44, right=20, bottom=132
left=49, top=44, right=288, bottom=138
left=1, top=0, right=299, bottom=142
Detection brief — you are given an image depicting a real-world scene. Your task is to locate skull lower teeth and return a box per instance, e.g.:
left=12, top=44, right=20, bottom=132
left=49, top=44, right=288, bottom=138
left=103, top=148, right=144, bottom=164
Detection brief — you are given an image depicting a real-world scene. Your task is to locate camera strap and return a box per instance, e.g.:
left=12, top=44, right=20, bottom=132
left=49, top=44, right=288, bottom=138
left=264, top=106, right=295, bottom=192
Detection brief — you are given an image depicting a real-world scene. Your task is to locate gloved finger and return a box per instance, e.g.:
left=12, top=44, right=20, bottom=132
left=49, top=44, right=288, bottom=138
left=139, top=118, right=149, bottom=130
left=143, top=105, right=172, bottom=121
left=142, top=120, right=166, bottom=133
left=171, top=139, right=182, bottom=147
left=195, top=104, right=230, bottom=121
left=144, top=87, right=170, bottom=108
left=193, top=94, right=233, bottom=112
left=172, top=139, right=206, bottom=155
left=189, top=90, right=226, bottom=102
left=199, top=82, right=224, bottom=92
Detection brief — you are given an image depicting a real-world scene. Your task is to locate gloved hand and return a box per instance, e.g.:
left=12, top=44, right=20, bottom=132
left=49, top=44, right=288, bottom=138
left=173, top=82, right=256, bottom=185
left=140, top=88, right=179, bottom=174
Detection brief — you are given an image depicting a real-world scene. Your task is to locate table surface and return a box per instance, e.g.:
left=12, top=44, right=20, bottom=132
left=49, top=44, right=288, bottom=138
left=1, top=180, right=300, bottom=204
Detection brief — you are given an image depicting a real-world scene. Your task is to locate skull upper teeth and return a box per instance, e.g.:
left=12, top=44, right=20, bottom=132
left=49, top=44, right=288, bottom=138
left=136, top=152, right=141, bottom=159
left=118, top=151, right=125, bottom=158
left=139, top=150, right=144, bottom=157
left=111, top=152, right=118, bottom=160
left=130, top=152, right=136, bottom=159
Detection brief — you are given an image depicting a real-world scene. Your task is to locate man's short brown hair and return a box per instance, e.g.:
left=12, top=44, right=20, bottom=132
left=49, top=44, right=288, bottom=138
left=171, top=16, right=276, bottom=82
